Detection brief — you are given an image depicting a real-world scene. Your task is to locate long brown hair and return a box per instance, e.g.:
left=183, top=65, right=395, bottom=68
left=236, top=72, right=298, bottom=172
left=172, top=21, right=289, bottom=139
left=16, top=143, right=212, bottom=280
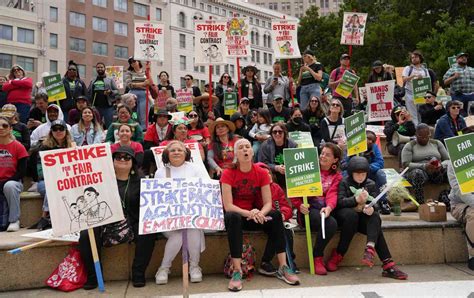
left=78, top=107, right=102, bottom=133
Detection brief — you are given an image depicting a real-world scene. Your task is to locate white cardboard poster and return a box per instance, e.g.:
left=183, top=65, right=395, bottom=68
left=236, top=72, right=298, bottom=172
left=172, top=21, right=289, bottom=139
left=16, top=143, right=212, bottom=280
left=134, top=21, right=165, bottom=61
left=194, top=20, right=228, bottom=65
left=225, top=17, right=251, bottom=58
left=340, top=12, right=368, bottom=46
left=271, top=19, right=301, bottom=59
left=366, top=80, right=395, bottom=122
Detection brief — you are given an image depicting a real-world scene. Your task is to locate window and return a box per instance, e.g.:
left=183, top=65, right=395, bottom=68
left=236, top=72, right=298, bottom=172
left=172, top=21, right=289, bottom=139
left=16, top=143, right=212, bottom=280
left=93, top=42, right=108, bottom=56
left=214, top=7, right=219, bottom=14
left=114, top=22, right=127, bottom=36
left=193, top=58, right=198, bottom=72
left=156, top=8, right=162, bottom=21
left=269, top=54, right=273, bottom=64
left=192, top=0, right=196, bottom=8
left=250, top=17, right=253, bottom=24
left=320, top=0, right=329, bottom=8
left=0, top=54, right=12, bottom=69
left=264, top=52, right=267, bottom=65
left=17, top=56, right=34, bottom=72
left=230, top=65, right=235, bottom=77
left=114, top=45, right=128, bottom=59
left=50, top=60, right=58, bottom=74
left=180, top=55, right=186, bottom=71
left=200, top=3, right=204, bottom=10
left=264, top=71, right=268, bottom=80
left=200, top=66, right=204, bottom=73
left=93, top=0, right=107, bottom=7
left=255, top=31, right=259, bottom=46
left=251, top=50, right=255, bottom=62
left=70, top=12, right=85, bottom=27
left=49, top=33, right=58, bottom=48
left=50, top=7, right=58, bottom=22
left=17, top=28, right=34, bottom=44
left=69, top=37, right=86, bottom=52
left=256, top=19, right=260, bottom=26
left=282, top=2, right=291, bottom=10
left=207, top=5, right=212, bottom=12
left=93, top=17, right=107, bottom=32
left=134, top=3, right=148, bottom=17
left=114, top=0, right=127, bottom=12
left=178, top=12, right=186, bottom=28
left=222, top=9, right=226, bottom=16
left=215, top=65, right=220, bottom=75
left=251, top=31, right=255, bottom=44
left=77, top=64, right=86, bottom=79
left=269, top=2, right=278, bottom=10
left=0, top=25, right=13, bottom=41
left=256, top=50, right=260, bottom=63
left=179, top=34, right=186, bottom=49
left=183, top=0, right=189, bottom=6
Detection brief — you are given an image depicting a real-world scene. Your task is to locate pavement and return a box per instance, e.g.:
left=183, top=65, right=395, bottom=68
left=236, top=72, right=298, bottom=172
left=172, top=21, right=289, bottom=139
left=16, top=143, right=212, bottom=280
left=1, top=263, right=473, bottom=297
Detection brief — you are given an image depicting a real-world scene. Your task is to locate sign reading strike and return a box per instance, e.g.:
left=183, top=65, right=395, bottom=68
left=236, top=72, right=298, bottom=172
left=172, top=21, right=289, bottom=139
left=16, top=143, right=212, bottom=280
left=271, top=19, right=301, bottom=59
left=195, top=20, right=227, bottom=65
left=445, top=133, right=474, bottom=194
left=176, top=89, right=193, bottom=113
left=283, top=148, right=322, bottom=198
left=105, top=66, right=124, bottom=89
left=366, top=80, right=394, bottom=122
left=134, top=21, right=165, bottom=61
left=335, top=71, right=360, bottom=98
left=345, top=111, right=367, bottom=156
left=288, top=131, right=314, bottom=148
left=43, top=74, right=66, bottom=102
left=413, top=77, right=432, bottom=104
left=139, top=178, right=224, bottom=234
left=225, top=17, right=250, bottom=57
left=340, top=12, right=368, bottom=45
left=40, top=144, right=124, bottom=236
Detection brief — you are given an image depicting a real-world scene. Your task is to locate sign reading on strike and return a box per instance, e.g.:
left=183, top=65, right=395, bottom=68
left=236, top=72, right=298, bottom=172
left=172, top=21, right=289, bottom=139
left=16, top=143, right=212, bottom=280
left=283, top=148, right=322, bottom=198
left=366, top=80, right=394, bottom=122
left=134, top=21, right=165, bottom=61
left=225, top=17, right=251, bottom=57
left=413, top=77, right=432, bottom=104
left=224, top=92, right=238, bottom=116
left=194, top=20, right=227, bottom=65
left=445, top=133, right=474, bottom=194
left=288, top=131, right=314, bottom=148
left=105, top=66, right=123, bottom=89
left=271, top=19, right=301, bottom=59
left=335, top=71, right=360, bottom=98
left=43, top=74, right=66, bottom=102
left=345, top=111, right=367, bottom=156
left=340, top=12, right=368, bottom=45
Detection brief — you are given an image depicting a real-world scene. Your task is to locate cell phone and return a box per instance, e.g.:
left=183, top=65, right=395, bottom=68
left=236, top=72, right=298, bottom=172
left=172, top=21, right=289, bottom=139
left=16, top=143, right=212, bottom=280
left=273, top=77, right=278, bottom=81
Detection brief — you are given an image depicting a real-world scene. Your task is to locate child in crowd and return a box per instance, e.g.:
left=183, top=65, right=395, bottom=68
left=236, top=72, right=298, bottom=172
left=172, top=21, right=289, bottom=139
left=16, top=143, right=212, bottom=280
left=248, top=108, right=271, bottom=159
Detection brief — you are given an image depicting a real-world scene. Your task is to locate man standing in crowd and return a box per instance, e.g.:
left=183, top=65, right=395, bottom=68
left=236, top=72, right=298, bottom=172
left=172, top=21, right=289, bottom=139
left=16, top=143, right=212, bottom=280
left=329, top=54, right=359, bottom=117
left=443, top=52, right=474, bottom=115
left=264, top=61, right=291, bottom=108
left=88, top=62, right=119, bottom=128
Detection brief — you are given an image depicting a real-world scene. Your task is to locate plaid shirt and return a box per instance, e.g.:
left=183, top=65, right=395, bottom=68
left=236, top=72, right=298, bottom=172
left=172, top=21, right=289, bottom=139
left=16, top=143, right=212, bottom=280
left=443, top=63, right=474, bottom=94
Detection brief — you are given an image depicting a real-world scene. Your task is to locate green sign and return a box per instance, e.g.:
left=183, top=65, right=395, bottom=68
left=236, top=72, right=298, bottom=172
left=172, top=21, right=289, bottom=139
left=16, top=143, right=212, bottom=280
left=445, top=133, right=474, bottom=194
left=43, top=74, right=66, bottom=102
left=335, top=71, right=360, bottom=99
left=437, top=95, right=452, bottom=107
left=413, top=77, right=432, bottom=104
left=283, top=147, right=322, bottom=198
left=288, top=131, right=314, bottom=148
left=382, top=168, right=411, bottom=187
left=224, top=92, right=237, bottom=116
left=345, top=111, right=367, bottom=156
left=448, top=56, right=456, bottom=67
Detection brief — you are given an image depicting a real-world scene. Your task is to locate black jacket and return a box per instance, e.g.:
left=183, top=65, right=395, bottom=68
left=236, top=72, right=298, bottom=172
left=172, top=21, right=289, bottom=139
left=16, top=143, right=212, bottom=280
left=383, top=106, right=416, bottom=144
left=62, top=77, right=87, bottom=113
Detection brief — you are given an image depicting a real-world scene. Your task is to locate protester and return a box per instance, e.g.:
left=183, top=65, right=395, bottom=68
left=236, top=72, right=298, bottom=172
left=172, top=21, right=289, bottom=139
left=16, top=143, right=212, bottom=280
left=383, top=105, right=416, bottom=158
left=290, top=143, right=342, bottom=275
left=61, top=61, right=87, bottom=122
left=0, top=75, right=9, bottom=107
left=157, top=71, right=176, bottom=98
left=1, top=104, right=30, bottom=150
left=105, top=105, right=143, bottom=144
left=187, top=110, right=211, bottom=146
left=111, top=124, right=144, bottom=166
left=264, top=61, right=291, bottom=107
left=248, top=108, right=271, bottom=157
left=31, top=71, right=49, bottom=99
left=2, top=65, right=33, bottom=123
left=0, top=116, right=28, bottom=232
left=230, top=112, right=249, bottom=140
left=419, top=91, right=446, bottom=126
left=30, top=104, right=71, bottom=147
left=88, top=62, right=119, bottom=128
left=161, top=117, right=205, bottom=160
left=27, top=93, right=49, bottom=132
left=71, top=106, right=104, bottom=146
left=239, top=65, right=262, bottom=110
left=434, top=100, right=467, bottom=142
left=143, top=109, right=172, bottom=148
left=215, top=73, right=235, bottom=117
left=401, top=124, right=449, bottom=204
left=286, top=107, right=311, bottom=133
left=195, top=93, right=219, bottom=124
left=125, top=57, right=150, bottom=129
left=329, top=54, right=359, bottom=117
left=67, top=95, right=101, bottom=126
left=303, top=95, right=325, bottom=147
left=269, top=95, right=291, bottom=123
left=207, top=118, right=239, bottom=178
left=367, top=60, right=394, bottom=83
left=443, top=52, right=474, bottom=115
left=183, top=74, right=201, bottom=98
left=221, top=138, right=300, bottom=291
left=237, top=97, right=252, bottom=126
left=320, top=99, right=346, bottom=149
left=298, top=50, right=323, bottom=109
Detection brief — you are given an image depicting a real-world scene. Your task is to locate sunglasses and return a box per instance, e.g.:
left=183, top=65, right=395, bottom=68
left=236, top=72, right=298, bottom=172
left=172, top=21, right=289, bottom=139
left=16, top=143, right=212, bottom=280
left=188, top=114, right=198, bottom=118
left=272, top=130, right=284, bottom=135
left=114, top=154, right=132, bottom=161
left=185, top=78, right=192, bottom=81
left=424, top=96, right=433, bottom=99
left=451, top=106, right=461, bottom=110
left=223, top=76, right=230, bottom=78
left=13, top=68, right=22, bottom=72
left=331, top=103, right=341, bottom=107
left=52, top=126, right=65, bottom=132
left=0, top=123, right=10, bottom=129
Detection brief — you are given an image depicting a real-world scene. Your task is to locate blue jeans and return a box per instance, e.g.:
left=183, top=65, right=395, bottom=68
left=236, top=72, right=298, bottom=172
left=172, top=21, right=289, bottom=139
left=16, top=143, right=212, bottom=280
left=451, top=93, right=474, bottom=115
left=13, top=103, right=31, bottom=124
left=4, top=180, right=23, bottom=222
left=299, top=83, right=320, bottom=110
left=129, top=89, right=147, bottom=130
left=95, top=106, right=114, bottom=128
left=38, top=180, right=48, bottom=212
left=369, top=170, right=388, bottom=204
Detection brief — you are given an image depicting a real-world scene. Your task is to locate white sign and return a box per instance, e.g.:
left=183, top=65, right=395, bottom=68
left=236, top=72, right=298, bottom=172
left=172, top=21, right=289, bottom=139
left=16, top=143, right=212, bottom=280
left=225, top=17, right=251, bottom=58
left=134, top=21, right=165, bottom=61
left=40, top=143, right=124, bottom=236
left=194, top=20, right=228, bottom=65
left=366, top=80, right=395, bottom=122
left=340, top=12, right=368, bottom=46
left=271, top=19, right=301, bottom=59
left=105, top=66, right=124, bottom=89
left=22, top=230, right=80, bottom=242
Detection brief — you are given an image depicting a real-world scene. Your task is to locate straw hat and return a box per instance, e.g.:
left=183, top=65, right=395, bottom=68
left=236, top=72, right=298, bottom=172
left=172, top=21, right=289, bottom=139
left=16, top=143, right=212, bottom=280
left=194, top=92, right=219, bottom=106
left=0, top=104, right=17, bottom=118
left=208, top=117, right=235, bottom=135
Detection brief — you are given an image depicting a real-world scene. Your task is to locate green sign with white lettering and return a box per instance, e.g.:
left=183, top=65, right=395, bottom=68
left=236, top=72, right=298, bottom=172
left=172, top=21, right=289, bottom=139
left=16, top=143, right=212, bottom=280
left=445, top=133, right=474, bottom=194
left=43, top=74, right=66, bottom=102
left=283, top=147, right=322, bottom=198
left=345, top=111, right=367, bottom=156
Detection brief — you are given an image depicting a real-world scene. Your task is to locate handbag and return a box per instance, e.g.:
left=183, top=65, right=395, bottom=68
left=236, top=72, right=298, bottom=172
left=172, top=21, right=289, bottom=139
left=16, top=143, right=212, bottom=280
left=45, top=247, right=87, bottom=292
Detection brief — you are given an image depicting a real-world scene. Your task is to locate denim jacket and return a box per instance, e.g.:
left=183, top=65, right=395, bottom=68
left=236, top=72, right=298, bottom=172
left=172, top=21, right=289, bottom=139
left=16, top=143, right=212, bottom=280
left=71, top=124, right=104, bottom=145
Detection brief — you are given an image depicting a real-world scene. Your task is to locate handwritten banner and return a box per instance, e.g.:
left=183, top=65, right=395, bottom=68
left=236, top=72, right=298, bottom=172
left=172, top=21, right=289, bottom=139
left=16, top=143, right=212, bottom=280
left=366, top=80, right=394, bottom=122
left=284, top=147, right=322, bottom=198
left=194, top=20, right=228, bottom=65
left=43, top=74, right=66, bottom=102
left=271, top=19, right=301, bottom=59
left=225, top=17, right=250, bottom=58
left=345, top=111, right=367, bottom=156
left=105, top=66, right=123, bottom=89
left=340, top=12, right=368, bottom=45
left=134, top=21, right=165, bottom=61
left=176, top=89, right=193, bottom=113
left=445, top=133, right=474, bottom=194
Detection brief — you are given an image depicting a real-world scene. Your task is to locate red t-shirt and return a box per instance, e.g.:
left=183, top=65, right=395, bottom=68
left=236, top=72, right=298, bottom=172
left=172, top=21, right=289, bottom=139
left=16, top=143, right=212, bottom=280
left=188, top=127, right=210, bottom=140
left=111, top=141, right=144, bottom=154
left=220, top=164, right=271, bottom=211
left=208, top=136, right=239, bottom=169
left=0, top=140, right=28, bottom=181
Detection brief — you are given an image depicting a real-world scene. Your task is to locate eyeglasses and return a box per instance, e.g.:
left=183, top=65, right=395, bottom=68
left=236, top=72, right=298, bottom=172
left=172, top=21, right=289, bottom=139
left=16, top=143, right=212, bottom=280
left=272, top=130, right=284, bottom=135
left=13, top=68, right=22, bottom=72
left=223, top=76, right=230, bottom=78
left=331, top=103, right=341, bottom=107
left=0, top=123, right=9, bottom=129
left=114, top=154, right=132, bottom=161
left=451, top=106, right=461, bottom=110
left=52, top=126, right=65, bottom=132
left=188, top=114, right=198, bottom=118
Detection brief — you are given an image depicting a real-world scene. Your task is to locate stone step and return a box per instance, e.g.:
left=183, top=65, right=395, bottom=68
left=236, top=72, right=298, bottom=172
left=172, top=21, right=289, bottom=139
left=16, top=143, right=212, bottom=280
left=0, top=214, right=466, bottom=291
left=19, top=192, right=43, bottom=228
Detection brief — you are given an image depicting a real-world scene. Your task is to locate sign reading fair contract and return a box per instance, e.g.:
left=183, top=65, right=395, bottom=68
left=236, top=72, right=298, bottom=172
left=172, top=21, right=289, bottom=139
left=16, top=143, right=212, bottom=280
left=151, top=143, right=209, bottom=178
left=366, top=80, right=394, bottom=122
left=340, top=12, right=368, bottom=45
left=445, top=133, right=474, bottom=194
left=345, top=111, right=367, bottom=156
left=225, top=17, right=251, bottom=57
left=40, top=144, right=124, bottom=236
left=134, top=21, right=165, bottom=61
left=194, top=20, right=227, bottom=65
left=288, top=131, right=314, bottom=148
left=43, top=74, right=66, bottom=102
left=105, top=66, right=123, bottom=89
left=139, top=178, right=224, bottom=234
left=271, top=19, right=301, bottom=59
left=413, top=77, right=432, bottom=104
left=284, top=148, right=322, bottom=198
left=335, top=71, right=360, bottom=99
left=176, top=89, right=193, bottom=113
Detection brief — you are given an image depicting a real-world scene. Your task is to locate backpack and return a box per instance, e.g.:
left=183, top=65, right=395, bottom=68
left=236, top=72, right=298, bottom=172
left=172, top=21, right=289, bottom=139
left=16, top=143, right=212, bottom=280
left=223, top=238, right=256, bottom=279
left=404, top=66, right=436, bottom=91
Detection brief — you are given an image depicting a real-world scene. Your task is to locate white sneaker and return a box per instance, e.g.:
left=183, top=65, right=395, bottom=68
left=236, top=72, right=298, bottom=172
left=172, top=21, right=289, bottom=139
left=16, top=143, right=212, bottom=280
left=7, top=220, right=20, bottom=232
left=155, top=267, right=170, bottom=285
left=190, top=265, right=202, bottom=283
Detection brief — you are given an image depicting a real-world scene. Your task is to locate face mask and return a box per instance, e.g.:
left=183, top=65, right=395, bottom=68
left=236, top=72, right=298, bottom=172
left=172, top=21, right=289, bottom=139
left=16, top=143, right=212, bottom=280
left=293, top=117, right=303, bottom=124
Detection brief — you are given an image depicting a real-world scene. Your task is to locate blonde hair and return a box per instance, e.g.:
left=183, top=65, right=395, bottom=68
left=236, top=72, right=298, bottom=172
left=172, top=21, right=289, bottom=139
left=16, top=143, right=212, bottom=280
left=42, top=126, right=73, bottom=149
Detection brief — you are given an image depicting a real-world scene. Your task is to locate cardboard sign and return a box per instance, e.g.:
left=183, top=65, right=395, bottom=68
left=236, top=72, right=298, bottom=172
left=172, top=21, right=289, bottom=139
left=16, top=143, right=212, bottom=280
left=194, top=20, right=228, bottom=65
left=445, top=133, right=474, bottom=194
left=366, top=124, right=385, bottom=137
left=224, top=92, right=238, bottom=116
left=151, top=143, right=209, bottom=178
left=139, top=178, right=224, bottom=234
left=225, top=17, right=251, bottom=58
left=413, top=77, right=432, bottom=104
left=340, top=12, right=368, bottom=45
left=134, top=21, right=165, bottom=61
left=22, top=230, right=80, bottom=242
left=335, top=71, right=360, bottom=98
left=345, top=111, right=367, bottom=156
left=155, top=90, right=169, bottom=110
left=283, top=148, right=322, bottom=198
left=271, top=19, right=301, bottom=59
left=176, top=89, right=193, bottom=113
left=43, top=74, right=66, bottom=102
left=288, top=131, right=314, bottom=148
left=366, top=80, right=395, bottom=122
left=437, top=95, right=452, bottom=107
left=382, top=168, right=411, bottom=187
left=105, top=66, right=124, bottom=89
left=395, top=67, right=404, bottom=87
left=40, top=144, right=124, bottom=236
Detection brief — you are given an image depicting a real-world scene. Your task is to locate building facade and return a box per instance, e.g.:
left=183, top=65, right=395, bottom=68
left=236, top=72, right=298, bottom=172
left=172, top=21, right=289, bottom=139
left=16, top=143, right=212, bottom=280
left=248, top=0, right=342, bottom=18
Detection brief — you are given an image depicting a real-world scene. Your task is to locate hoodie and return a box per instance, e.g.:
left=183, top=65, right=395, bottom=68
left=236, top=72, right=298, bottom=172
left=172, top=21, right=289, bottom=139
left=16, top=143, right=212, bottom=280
left=2, top=65, right=33, bottom=105
left=30, top=104, right=71, bottom=147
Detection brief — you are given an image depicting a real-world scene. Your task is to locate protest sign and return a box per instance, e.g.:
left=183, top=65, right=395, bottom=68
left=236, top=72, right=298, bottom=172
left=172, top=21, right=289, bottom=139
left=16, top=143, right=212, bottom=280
left=366, top=80, right=395, bottom=122
left=176, top=89, right=193, bottom=113
left=395, top=67, right=404, bottom=87
left=382, top=168, right=411, bottom=187
left=437, top=95, right=451, bottom=107
left=413, top=77, right=432, bottom=104
left=448, top=56, right=456, bottom=67
left=445, top=133, right=474, bottom=194
left=23, top=230, right=80, bottom=242
left=345, top=111, right=367, bottom=156
left=224, top=92, right=238, bottom=116
left=271, top=19, right=301, bottom=59
left=288, top=131, right=314, bottom=148
left=134, top=21, right=165, bottom=61
left=340, top=12, right=368, bottom=45
left=156, top=89, right=169, bottom=110
left=225, top=17, right=251, bottom=57
left=40, top=143, right=124, bottom=236
left=335, top=71, right=360, bottom=98
left=359, top=86, right=367, bottom=103
left=194, top=20, right=228, bottom=65
left=139, top=178, right=224, bottom=234
left=43, top=74, right=66, bottom=102
left=283, top=148, right=322, bottom=198
left=105, top=66, right=124, bottom=89
left=366, top=124, right=385, bottom=137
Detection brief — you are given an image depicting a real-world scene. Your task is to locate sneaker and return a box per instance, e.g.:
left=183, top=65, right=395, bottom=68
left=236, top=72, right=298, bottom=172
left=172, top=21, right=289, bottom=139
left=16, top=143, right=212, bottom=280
left=276, top=265, right=300, bottom=285
left=258, top=262, right=277, bottom=276
left=7, top=220, right=20, bottom=232
left=379, top=201, right=391, bottom=215
left=313, top=257, right=327, bottom=275
left=362, top=246, right=376, bottom=267
left=382, top=263, right=408, bottom=280
left=228, top=271, right=243, bottom=292
left=132, top=273, right=146, bottom=288
left=326, top=249, right=343, bottom=272
left=189, top=265, right=202, bottom=283
left=292, top=262, right=301, bottom=274
left=155, top=267, right=170, bottom=285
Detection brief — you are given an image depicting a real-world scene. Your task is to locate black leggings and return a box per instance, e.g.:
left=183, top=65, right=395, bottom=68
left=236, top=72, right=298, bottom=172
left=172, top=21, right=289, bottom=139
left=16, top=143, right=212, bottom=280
left=299, top=209, right=338, bottom=257
left=334, top=208, right=391, bottom=260
left=224, top=210, right=286, bottom=262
